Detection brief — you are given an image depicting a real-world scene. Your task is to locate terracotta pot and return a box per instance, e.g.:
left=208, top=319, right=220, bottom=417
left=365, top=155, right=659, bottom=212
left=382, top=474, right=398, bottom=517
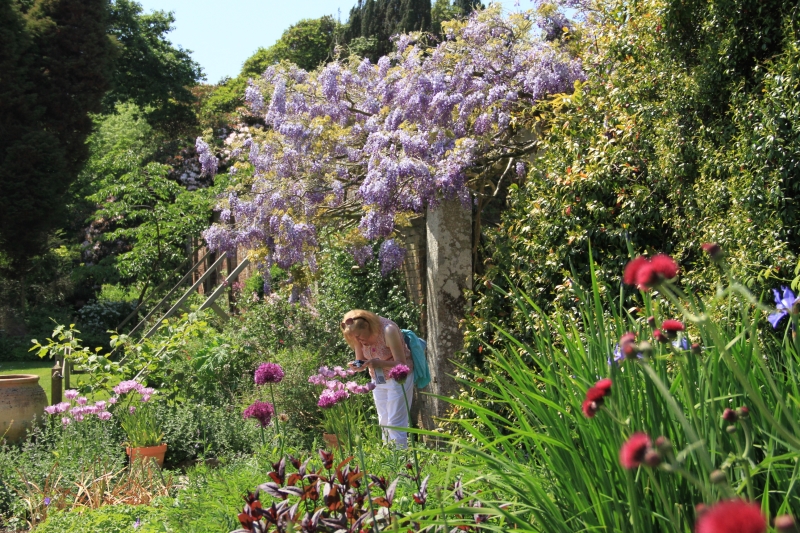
left=0, top=374, right=48, bottom=444
left=126, top=443, right=168, bottom=467
left=322, top=433, right=339, bottom=449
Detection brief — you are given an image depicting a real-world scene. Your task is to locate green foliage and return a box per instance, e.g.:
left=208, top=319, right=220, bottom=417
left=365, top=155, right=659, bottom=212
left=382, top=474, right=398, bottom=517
left=105, top=0, right=204, bottom=133
left=157, top=402, right=260, bottom=467
left=35, top=504, right=167, bottom=533
left=442, top=258, right=800, bottom=532
left=469, top=0, right=800, bottom=353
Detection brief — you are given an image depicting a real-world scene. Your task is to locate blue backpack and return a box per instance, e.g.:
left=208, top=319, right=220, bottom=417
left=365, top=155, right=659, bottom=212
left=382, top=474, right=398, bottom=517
left=401, top=329, right=431, bottom=389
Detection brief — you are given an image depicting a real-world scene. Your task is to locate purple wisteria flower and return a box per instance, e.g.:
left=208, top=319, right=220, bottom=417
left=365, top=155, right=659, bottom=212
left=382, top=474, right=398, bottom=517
left=387, top=364, right=411, bottom=383
left=202, top=8, right=584, bottom=282
left=350, top=244, right=374, bottom=268
left=768, top=286, right=800, bottom=329
left=255, top=362, right=285, bottom=385
left=379, top=239, right=406, bottom=276
left=196, top=137, right=218, bottom=177
left=243, top=401, right=275, bottom=428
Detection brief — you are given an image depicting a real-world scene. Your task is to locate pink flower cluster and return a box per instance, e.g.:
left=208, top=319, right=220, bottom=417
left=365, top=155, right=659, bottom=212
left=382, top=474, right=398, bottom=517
left=44, top=390, right=112, bottom=424
left=112, top=380, right=155, bottom=403
left=318, top=388, right=350, bottom=409
left=309, top=366, right=375, bottom=408
left=308, top=366, right=354, bottom=385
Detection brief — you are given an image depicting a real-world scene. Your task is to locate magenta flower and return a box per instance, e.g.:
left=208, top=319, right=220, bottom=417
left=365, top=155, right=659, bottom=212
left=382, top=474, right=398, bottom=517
left=64, top=390, right=78, bottom=400
left=98, top=411, right=112, bottom=421
left=387, top=364, right=411, bottom=383
left=76, top=397, right=88, bottom=406
left=44, top=405, right=58, bottom=415
left=243, top=401, right=275, bottom=427
left=619, top=433, right=652, bottom=469
left=61, top=417, right=71, bottom=426
left=55, top=402, right=70, bottom=413
left=255, top=362, right=285, bottom=385
left=695, top=499, right=766, bottom=533
left=108, top=396, right=118, bottom=405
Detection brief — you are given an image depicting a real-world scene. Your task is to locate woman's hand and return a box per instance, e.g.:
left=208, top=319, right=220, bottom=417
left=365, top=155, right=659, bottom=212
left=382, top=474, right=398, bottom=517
left=348, top=360, right=370, bottom=372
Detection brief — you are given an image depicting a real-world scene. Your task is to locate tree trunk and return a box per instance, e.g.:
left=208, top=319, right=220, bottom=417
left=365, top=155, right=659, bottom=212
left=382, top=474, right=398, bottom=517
left=419, top=199, right=472, bottom=430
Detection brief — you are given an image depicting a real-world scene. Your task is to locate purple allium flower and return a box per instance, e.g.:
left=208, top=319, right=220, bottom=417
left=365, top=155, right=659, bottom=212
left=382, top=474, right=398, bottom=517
left=255, top=362, right=285, bottom=385
left=768, top=286, right=799, bottom=329
left=64, top=390, right=78, bottom=400
left=378, top=239, right=405, bottom=276
left=387, top=364, right=411, bottom=383
left=196, top=137, right=218, bottom=177
left=243, top=401, right=275, bottom=428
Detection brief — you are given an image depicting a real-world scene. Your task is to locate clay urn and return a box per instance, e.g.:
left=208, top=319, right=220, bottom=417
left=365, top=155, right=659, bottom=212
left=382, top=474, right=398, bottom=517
left=0, top=374, right=48, bottom=444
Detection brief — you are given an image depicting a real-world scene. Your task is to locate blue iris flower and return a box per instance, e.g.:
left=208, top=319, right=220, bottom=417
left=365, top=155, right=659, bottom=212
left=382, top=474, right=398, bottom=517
left=609, top=344, right=643, bottom=365
left=768, top=286, right=799, bottom=329
left=672, top=337, right=690, bottom=351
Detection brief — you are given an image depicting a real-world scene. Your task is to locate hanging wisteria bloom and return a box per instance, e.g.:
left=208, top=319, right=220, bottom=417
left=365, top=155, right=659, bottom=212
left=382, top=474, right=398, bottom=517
left=379, top=239, right=406, bottom=276
left=196, top=137, right=218, bottom=177
left=203, top=6, right=584, bottom=281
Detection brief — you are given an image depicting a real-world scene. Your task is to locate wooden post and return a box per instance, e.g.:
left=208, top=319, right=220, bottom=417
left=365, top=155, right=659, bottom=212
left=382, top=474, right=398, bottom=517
left=51, top=360, right=63, bottom=404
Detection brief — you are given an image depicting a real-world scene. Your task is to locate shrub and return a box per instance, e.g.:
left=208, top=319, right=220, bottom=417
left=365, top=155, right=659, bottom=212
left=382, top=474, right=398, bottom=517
left=157, top=402, right=260, bottom=467
left=466, top=0, right=800, bottom=362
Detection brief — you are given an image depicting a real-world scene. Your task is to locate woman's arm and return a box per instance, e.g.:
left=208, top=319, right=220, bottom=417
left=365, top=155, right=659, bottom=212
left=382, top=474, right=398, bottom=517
left=348, top=343, right=369, bottom=372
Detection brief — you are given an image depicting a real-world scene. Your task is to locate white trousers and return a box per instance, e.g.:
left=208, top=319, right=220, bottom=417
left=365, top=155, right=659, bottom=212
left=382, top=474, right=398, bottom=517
left=372, top=374, right=414, bottom=448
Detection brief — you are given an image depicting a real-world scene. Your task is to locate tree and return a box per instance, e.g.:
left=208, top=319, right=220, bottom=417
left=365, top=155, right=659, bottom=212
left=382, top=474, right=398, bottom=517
left=79, top=103, right=214, bottom=304
left=345, top=0, right=432, bottom=60
left=0, top=0, right=113, bottom=281
left=105, top=0, right=204, bottom=133
left=453, top=0, right=482, bottom=14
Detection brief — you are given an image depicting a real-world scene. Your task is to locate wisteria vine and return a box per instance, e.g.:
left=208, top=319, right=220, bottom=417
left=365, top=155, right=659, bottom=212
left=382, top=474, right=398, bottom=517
left=202, top=6, right=583, bottom=281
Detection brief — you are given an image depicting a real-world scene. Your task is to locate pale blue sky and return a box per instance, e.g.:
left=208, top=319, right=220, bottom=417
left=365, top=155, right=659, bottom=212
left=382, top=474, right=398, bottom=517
left=137, top=0, right=530, bottom=83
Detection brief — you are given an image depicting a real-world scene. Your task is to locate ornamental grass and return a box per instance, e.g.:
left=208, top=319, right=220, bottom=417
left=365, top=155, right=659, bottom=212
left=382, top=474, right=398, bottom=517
left=423, top=247, right=799, bottom=533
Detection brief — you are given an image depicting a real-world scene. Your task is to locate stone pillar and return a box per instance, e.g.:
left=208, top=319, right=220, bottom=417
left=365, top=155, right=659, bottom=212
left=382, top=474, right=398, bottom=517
left=420, top=199, right=472, bottom=429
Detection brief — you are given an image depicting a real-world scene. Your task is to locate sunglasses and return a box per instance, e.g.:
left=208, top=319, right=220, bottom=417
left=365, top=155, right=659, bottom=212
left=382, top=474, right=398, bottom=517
left=340, top=317, right=364, bottom=329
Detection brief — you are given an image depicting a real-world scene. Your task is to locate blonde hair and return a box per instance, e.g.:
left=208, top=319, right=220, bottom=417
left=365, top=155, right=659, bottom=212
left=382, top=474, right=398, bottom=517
left=340, top=309, right=382, bottom=348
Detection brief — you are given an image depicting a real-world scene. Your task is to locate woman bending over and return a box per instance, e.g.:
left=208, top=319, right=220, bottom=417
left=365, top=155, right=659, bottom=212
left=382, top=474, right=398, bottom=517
left=341, top=309, right=414, bottom=448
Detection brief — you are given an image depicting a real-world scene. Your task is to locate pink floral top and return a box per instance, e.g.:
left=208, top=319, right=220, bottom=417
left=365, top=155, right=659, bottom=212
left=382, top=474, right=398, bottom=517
left=361, top=316, right=412, bottom=379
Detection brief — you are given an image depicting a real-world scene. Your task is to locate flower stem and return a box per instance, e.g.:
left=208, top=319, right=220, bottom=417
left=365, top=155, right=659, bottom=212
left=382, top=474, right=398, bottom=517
left=400, top=384, right=424, bottom=508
